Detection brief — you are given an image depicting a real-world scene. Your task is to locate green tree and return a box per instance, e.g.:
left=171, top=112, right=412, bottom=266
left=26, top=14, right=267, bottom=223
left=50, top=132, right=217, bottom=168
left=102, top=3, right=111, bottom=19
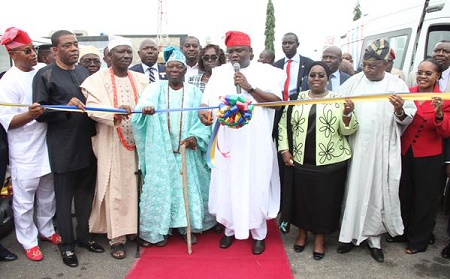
left=353, top=1, right=362, bottom=21
left=264, top=0, right=275, bottom=51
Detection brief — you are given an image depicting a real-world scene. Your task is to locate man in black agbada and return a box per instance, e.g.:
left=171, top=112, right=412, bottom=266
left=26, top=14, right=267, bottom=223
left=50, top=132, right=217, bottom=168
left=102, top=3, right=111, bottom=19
left=32, top=30, right=104, bottom=268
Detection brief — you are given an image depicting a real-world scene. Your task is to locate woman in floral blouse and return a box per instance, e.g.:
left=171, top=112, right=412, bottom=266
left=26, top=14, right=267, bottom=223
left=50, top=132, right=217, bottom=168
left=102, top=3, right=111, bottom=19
left=278, top=61, right=358, bottom=260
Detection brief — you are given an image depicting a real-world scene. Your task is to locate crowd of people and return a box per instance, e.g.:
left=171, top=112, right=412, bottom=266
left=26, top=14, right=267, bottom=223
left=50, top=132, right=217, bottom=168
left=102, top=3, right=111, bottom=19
left=0, top=26, right=449, bottom=271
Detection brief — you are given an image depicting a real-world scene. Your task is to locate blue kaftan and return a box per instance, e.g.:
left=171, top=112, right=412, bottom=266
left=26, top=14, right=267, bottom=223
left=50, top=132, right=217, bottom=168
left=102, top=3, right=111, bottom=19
left=132, top=81, right=215, bottom=243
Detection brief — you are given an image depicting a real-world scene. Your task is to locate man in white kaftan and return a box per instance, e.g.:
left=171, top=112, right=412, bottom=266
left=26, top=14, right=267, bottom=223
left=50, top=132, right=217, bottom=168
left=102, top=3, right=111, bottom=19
left=200, top=31, right=285, bottom=255
left=337, top=39, right=417, bottom=262
left=0, top=27, right=58, bottom=261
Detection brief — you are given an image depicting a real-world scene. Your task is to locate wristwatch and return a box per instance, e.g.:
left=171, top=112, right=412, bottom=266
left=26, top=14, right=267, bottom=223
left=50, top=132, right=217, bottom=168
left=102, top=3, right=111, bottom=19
left=248, top=87, right=255, bottom=94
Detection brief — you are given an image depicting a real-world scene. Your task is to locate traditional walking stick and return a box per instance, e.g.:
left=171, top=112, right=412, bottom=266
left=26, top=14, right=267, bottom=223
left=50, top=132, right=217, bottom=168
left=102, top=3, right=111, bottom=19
left=181, top=143, right=192, bottom=255
left=135, top=168, right=143, bottom=258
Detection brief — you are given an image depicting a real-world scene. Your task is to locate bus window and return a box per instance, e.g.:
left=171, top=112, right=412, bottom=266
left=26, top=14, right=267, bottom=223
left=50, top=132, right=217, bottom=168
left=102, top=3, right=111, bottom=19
left=425, top=25, right=450, bottom=59
left=360, top=28, right=412, bottom=72
left=0, top=47, right=11, bottom=74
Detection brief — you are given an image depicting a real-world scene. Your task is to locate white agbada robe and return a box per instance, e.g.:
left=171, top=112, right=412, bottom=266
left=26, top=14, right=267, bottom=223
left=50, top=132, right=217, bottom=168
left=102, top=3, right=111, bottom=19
left=337, top=72, right=417, bottom=245
left=202, top=61, right=285, bottom=239
left=0, top=63, right=55, bottom=249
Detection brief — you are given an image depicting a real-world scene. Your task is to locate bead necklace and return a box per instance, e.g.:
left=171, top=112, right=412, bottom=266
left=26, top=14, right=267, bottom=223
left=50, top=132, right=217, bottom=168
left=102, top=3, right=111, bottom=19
left=167, top=84, right=185, bottom=154
left=110, top=67, right=139, bottom=151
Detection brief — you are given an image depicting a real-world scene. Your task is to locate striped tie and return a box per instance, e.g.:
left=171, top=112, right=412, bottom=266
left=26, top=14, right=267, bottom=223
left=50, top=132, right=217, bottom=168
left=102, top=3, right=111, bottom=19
left=148, top=67, right=155, bottom=83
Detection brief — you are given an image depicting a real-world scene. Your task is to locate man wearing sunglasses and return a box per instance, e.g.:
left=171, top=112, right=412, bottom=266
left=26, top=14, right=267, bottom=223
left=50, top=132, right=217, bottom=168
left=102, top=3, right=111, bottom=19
left=0, top=27, right=60, bottom=261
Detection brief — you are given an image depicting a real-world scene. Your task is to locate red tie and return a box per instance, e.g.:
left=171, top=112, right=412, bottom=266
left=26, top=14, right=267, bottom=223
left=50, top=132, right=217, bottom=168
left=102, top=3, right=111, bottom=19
left=283, top=59, right=292, bottom=101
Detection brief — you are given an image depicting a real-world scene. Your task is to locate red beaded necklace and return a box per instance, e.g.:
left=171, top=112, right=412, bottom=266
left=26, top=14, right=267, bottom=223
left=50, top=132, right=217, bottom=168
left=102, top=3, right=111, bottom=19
left=167, top=84, right=185, bottom=154
left=110, top=67, right=139, bottom=151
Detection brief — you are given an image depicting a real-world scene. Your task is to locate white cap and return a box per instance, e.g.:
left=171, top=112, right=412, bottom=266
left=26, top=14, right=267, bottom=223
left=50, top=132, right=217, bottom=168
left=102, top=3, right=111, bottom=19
left=108, top=34, right=132, bottom=51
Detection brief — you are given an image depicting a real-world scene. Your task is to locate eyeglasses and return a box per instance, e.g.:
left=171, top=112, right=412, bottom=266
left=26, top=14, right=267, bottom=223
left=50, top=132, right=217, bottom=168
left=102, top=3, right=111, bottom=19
left=201, top=55, right=219, bottom=62
left=10, top=47, right=37, bottom=55
left=362, top=61, right=384, bottom=70
left=81, top=58, right=101, bottom=66
left=309, top=73, right=326, bottom=78
left=416, top=71, right=436, bottom=77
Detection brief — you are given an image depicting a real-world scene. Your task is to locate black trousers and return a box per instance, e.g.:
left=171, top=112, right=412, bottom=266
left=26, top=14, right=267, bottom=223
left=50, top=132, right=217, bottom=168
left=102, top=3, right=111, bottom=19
left=0, top=125, right=8, bottom=184
left=400, top=148, right=443, bottom=251
left=0, top=147, right=7, bottom=186
left=54, top=157, right=97, bottom=252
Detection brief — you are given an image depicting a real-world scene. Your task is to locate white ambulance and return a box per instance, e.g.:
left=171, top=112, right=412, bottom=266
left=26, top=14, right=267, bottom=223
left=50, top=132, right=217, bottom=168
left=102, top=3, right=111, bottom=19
left=340, top=0, right=450, bottom=78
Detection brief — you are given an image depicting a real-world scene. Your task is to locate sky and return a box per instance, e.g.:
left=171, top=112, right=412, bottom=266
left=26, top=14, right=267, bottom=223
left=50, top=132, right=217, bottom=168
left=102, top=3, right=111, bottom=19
left=1, top=0, right=416, bottom=60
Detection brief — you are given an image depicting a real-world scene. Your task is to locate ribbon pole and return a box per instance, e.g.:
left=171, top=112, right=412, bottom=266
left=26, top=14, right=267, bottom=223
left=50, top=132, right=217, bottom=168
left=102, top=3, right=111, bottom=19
left=181, top=143, right=192, bottom=255
left=134, top=168, right=143, bottom=258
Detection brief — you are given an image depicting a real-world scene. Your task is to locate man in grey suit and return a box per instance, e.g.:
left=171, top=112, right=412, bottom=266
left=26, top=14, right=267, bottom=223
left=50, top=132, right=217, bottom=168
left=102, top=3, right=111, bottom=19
left=302, top=46, right=350, bottom=91
left=129, top=39, right=167, bottom=83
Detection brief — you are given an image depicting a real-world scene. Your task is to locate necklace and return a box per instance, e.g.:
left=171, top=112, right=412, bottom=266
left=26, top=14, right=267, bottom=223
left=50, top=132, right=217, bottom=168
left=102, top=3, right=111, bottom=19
left=110, top=67, right=139, bottom=151
left=167, top=84, right=185, bottom=154
left=308, top=90, right=329, bottom=99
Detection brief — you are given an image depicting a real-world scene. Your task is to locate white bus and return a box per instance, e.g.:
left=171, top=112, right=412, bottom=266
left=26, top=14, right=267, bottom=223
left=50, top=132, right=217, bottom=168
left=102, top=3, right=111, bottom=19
left=340, top=0, right=450, bottom=76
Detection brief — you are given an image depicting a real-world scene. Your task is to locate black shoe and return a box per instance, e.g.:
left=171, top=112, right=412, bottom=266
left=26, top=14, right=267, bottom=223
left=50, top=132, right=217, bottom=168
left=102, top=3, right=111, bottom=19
left=155, top=236, right=168, bottom=247
left=0, top=245, right=18, bottom=261
left=441, top=244, right=450, bottom=259
left=61, top=250, right=78, bottom=267
left=182, top=233, right=197, bottom=245
left=429, top=233, right=436, bottom=245
left=252, top=239, right=265, bottom=255
left=313, top=251, right=325, bottom=260
left=386, top=235, right=407, bottom=243
left=337, top=242, right=354, bottom=254
left=213, top=224, right=224, bottom=234
left=369, top=247, right=384, bottom=262
left=293, top=245, right=305, bottom=253
left=78, top=241, right=105, bottom=253
left=219, top=235, right=234, bottom=249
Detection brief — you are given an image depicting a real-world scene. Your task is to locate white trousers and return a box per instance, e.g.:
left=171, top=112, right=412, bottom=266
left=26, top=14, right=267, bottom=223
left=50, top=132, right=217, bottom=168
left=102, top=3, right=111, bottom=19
left=224, top=221, right=267, bottom=240
left=367, top=235, right=381, bottom=249
left=12, top=173, right=56, bottom=250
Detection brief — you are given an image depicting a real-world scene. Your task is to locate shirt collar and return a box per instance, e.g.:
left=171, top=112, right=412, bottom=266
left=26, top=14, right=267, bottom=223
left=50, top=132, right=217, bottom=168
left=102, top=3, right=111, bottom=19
left=142, top=63, right=157, bottom=72
left=331, top=70, right=339, bottom=78
left=285, top=54, right=300, bottom=64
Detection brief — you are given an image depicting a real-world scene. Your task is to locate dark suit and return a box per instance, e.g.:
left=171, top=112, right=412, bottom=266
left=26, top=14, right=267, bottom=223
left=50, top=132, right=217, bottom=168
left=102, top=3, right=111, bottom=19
left=33, top=64, right=97, bottom=252
left=273, top=54, right=314, bottom=204
left=302, top=70, right=351, bottom=91
left=273, top=55, right=314, bottom=94
left=129, top=63, right=167, bottom=81
left=0, top=126, right=7, bottom=187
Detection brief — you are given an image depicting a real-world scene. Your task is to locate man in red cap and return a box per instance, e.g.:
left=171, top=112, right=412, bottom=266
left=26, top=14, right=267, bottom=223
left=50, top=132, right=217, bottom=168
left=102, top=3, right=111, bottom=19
left=0, top=27, right=61, bottom=261
left=199, top=30, right=285, bottom=255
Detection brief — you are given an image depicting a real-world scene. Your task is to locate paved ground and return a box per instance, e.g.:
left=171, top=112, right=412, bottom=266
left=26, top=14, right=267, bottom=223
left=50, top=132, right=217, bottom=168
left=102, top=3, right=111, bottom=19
left=0, top=213, right=449, bottom=278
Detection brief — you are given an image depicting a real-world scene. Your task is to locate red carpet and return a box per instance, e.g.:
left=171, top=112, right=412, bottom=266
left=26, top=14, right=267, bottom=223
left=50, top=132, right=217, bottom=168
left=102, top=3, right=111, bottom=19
left=126, top=220, right=293, bottom=279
